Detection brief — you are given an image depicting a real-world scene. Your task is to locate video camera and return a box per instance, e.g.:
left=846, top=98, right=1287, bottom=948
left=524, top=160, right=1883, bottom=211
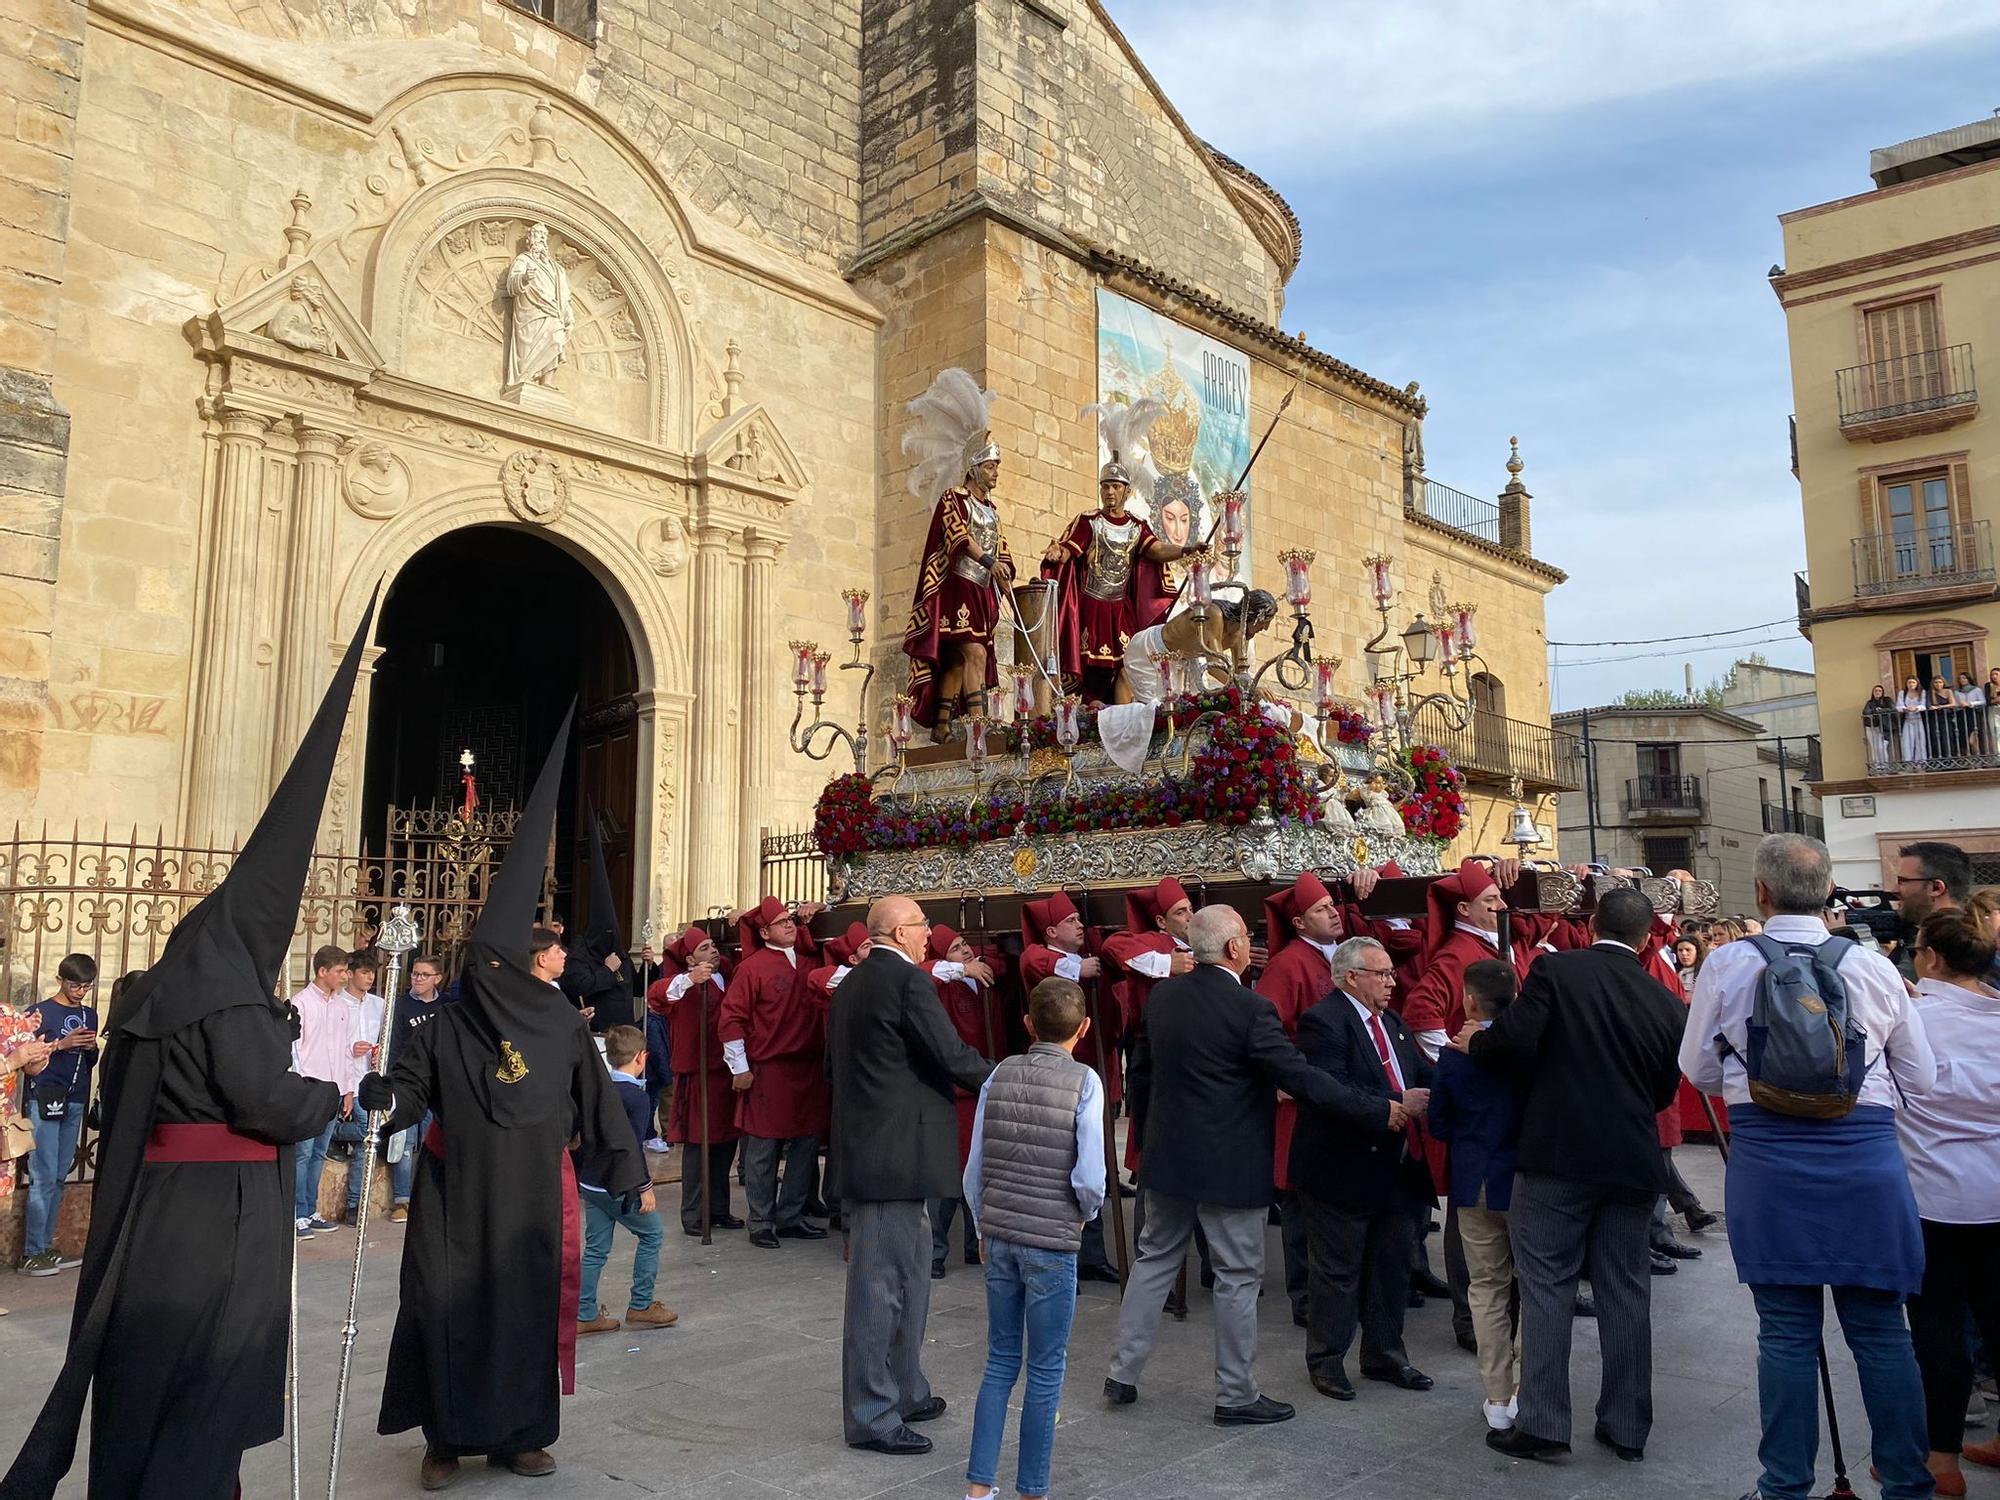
left=1829, top=888, right=1906, bottom=948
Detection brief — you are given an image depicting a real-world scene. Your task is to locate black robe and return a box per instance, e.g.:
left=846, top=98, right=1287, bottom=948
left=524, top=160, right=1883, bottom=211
left=82, top=1004, right=337, bottom=1500
left=376, top=1004, right=647, bottom=1454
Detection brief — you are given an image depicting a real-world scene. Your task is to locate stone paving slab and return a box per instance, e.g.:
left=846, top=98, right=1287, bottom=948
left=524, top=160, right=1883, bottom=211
left=0, top=1147, right=1986, bottom=1498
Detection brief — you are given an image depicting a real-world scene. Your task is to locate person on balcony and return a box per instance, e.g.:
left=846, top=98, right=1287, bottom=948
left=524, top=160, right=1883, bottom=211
left=1896, top=676, right=1930, bottom=766
left=1953, top=672, right=1986, bottom=757
left=1931, top=678, right=1963, bottom=758
left=1863, top=686, right=1897, bottom=771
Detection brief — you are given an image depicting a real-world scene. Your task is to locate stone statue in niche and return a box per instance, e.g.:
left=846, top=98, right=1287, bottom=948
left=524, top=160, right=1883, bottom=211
left=502, top=223, right=574, bottom=397
left=265, top=272, right=337, bottom=355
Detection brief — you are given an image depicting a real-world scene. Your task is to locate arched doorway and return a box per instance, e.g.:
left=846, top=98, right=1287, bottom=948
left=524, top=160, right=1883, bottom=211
left=361, top=525, right=640, bottom=940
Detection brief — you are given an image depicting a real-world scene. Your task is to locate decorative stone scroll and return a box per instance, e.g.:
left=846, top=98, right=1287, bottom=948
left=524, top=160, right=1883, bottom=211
left=500, top=448, right=569, bottom=523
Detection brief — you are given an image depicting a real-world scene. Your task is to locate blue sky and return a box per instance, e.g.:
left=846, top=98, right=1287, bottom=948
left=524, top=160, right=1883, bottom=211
left=1104, top=1, right=2000, bottom=710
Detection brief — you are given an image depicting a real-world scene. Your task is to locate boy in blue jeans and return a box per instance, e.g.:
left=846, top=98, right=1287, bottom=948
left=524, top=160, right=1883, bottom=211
left=577, top=1025, right=678, bottom=1335
left=963, top=977, right=1106, bottom=1500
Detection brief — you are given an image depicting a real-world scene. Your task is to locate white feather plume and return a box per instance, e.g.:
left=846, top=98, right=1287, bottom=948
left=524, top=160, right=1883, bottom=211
left=903, top=368, right=997, bottom=499
left=1081, top=396, right=1164, bottom=505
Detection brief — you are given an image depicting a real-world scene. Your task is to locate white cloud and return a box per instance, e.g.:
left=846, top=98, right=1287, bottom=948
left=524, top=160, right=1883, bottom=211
left=1109, top=0, right=2000, bottom=164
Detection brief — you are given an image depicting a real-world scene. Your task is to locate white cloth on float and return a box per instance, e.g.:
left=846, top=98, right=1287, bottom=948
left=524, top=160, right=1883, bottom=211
left=1096, top=692, right=1296, bottom=776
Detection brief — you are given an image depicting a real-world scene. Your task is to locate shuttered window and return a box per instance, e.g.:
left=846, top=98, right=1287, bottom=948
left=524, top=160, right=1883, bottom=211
left=1863, top=297, right=1944, bottom=410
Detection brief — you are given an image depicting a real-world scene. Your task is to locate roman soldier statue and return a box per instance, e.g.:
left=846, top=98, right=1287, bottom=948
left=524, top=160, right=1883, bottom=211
left=901, top=369, right=1016, bottom=735
left=1042, top=400, right=1189, bottom=704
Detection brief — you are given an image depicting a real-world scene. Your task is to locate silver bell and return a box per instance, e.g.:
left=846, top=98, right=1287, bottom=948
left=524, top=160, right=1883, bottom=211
left=1504, top=802, right=1541, bottom=848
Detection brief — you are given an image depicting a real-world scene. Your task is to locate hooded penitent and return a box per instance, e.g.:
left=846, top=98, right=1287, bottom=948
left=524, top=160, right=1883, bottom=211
left=1421, top=859, right=1498, bottom=964
left=2, top=590, right=376, bottom=1500
left=1262, top=870, right=1332, bottom=955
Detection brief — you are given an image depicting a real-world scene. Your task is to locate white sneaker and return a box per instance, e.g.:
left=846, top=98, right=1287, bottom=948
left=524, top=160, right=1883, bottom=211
left=1483, top=1399, right=1514, bottom=1430
left=644, top=1137, right=670, bottom=1154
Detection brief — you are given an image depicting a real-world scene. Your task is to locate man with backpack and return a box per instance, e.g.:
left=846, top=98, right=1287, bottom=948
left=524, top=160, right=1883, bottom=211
left=1682, top=832, right=1938, bottom=1500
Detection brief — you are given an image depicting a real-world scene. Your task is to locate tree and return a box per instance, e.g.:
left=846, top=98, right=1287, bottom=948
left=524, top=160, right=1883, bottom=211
left=1612, top=654, right=1770, bottom=711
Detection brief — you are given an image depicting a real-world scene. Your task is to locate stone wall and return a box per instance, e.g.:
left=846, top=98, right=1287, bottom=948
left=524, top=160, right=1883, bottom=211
left=0, top=0, right=87, bottom=825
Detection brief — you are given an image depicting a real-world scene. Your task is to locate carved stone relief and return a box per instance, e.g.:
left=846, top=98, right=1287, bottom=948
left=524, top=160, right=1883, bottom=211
left=641, top=514, right=689, bottom=577
left=500, top=448, right=569, bottom=523
left=340, top=440, right=412, bottom=518
left=263, top=272, right=340, bottom=355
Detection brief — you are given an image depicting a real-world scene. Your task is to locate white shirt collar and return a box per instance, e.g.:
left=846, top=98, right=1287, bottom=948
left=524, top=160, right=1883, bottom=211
left=1593, top=939, right=1639, bottom=955
left=884, top=945, right=916, bottom=964
left=1761, top=915, right=1830, bottom=943
left=1304, top=936, right=1339, bottom=964
left=1456, top=922, right=1501, bottom=950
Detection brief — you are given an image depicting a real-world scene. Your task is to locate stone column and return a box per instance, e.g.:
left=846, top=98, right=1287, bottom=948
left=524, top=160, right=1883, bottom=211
left=271, top=423, right=342, bottom=785
left=186, top=411, right=271, bottom=844
left=688, top=524, right=743, bottom=910
left=737, top=530, right=781, bottom=902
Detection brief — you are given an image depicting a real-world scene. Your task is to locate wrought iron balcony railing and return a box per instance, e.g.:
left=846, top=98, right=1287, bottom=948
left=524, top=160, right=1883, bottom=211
left=1863, top=701, right=2000, bottom=776
left=1836, top=343, right=1976, bottom=430
left=1621, top=774, right=1702, bottom=817
left=1409, top=704, right=1582, bottom=791
left=1413, top=478, right=1501, bottom=545
left=1760, top=803, right=1825, bottom=840
left=1852, top=519, right=1995, bottom=598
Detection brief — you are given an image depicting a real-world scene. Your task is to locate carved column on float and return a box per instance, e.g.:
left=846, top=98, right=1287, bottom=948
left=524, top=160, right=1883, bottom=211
left=186, top=410, right=272, bottom=844
left=737, top=528, right=781, bottom=901
left=688, top=524, right=744, bottom=910
left=270, top=422, right=343, bottom=783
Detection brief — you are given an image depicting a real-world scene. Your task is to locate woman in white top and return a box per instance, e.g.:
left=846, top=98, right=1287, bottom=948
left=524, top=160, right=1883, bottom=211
left=1896, top=675, right=1930, bottom=765
left=1897, top=908, right=2000, bottom=1492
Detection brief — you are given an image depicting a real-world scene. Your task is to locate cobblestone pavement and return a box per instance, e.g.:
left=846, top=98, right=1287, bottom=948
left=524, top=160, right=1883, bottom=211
left=1, top=1147, right=1984, bottom=1499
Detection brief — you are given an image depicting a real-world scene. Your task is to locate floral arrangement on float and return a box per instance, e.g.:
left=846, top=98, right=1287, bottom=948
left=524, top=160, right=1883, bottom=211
left=1392, top=743, right=1467, bottom=843
left=812, top=696, right=1457, bottom=860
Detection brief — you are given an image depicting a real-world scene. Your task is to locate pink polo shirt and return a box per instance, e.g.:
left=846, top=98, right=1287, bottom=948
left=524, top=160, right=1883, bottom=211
left=292, top=981, right=351, bottom=1091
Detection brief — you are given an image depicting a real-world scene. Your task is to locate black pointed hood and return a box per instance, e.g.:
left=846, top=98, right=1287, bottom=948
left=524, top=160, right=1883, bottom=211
left=116, top=588, right=378, bottom=1040
left=458, top=701, right=582, bottom=1126
left=582, top=806, right=624, bottom=960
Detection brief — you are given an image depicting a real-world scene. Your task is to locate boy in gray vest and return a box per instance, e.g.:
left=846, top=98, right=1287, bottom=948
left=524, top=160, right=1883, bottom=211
left=962, top=977, right=1106, bottom=1500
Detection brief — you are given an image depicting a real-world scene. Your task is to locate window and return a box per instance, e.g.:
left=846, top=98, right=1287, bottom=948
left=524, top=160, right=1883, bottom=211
left=1642, top=836, right=1691, bottom=874
left=1973, top=854, right=2000, bottom=887
left=1635, top=743, right=1681, bottom=781
left=1878, top=470, right=1958, bottom=578
left=1862, top=295, right=1944, bottom=409
left=503, top=0, right=595, bottom=40
left=1891, top=642, right=1974, bottom=692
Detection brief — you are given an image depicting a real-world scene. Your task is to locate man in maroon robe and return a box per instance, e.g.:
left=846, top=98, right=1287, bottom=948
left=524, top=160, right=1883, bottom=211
left=922, top=923, right=1001, bottom=1277
left=1255, top=870, right=1350, bottom=1325
left=1021, top=892, right=1122, bottom=1283
left=717, top=897, right=828, bottom=1248
left=1397, top=860, right=1544, bottom=1057
left=903, top=441, right=1014, bottom=733
left=649, top=924, right=743, bottom=1237
left=1039, top=458, right=1188, bottom=704
left=1102, top=878, right=1195, bottom=1173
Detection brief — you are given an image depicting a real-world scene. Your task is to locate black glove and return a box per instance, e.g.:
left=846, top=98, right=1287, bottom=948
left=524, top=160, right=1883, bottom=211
left=356, top=1071, right=394, bottom=1114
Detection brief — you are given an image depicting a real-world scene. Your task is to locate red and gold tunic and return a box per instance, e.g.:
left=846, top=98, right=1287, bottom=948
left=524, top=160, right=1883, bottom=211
left=1040, top=510, right=1171, bottom=694
left=903, top=485, right=1012, bottom=725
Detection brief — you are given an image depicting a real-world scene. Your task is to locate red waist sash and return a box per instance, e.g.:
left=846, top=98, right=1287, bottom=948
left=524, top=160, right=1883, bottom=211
left=144, top=1123, right=277, bottom=1163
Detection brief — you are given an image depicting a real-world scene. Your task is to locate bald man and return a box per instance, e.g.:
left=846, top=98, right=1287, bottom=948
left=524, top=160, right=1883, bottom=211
left=826, top=896, right=995, bottom=1454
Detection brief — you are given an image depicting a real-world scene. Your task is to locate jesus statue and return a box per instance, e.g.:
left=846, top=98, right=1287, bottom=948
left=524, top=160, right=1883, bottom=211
left=503, top=222, right=574, bottom=392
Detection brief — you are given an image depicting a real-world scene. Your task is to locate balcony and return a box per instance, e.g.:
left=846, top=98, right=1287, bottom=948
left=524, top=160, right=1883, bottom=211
left=1863, top=703, right=2000, bottom=778
left=1761, top=803, right=1826, bottom=840
left=1851, top=519, right=1996, bottom=600
left=1795, top=570, right=1812, bottom=637
left=1410, top=705, right=1581, bottom=791
left=1412, top=478, right=1500, bottom=545
left=1621, top=774, right=1703, bottom=819
left=1836, top=343, right=1977, bottom=441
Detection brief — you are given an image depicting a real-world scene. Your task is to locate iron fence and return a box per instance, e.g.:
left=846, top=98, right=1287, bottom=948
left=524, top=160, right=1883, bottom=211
left=1, top=804, right=533, bottom=1191
left=1852, top=519, right=1995, bottom=597
left=1864, top=702, right=2000, bottom=775
left=1414, top=479, right=1501, bottom=545
left=1409, top=704, right=1581, bottom=790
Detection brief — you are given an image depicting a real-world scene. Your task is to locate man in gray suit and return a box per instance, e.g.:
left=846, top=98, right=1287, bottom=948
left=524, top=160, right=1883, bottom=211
left=826, top=894, right=994, bottom=1454
left=1105, top=904, right=1351, bottom=1426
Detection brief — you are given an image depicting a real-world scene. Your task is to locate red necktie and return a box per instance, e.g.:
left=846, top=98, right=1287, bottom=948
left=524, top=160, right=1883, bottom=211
left=1367, top=1011, right=1422, bottom=1156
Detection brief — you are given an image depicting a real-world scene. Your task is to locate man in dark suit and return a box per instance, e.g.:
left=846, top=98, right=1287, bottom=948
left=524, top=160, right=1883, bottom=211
left=826, top=894, right=994, bottom=1456
left=1291, top=936, right=1437, bottom=1401
left=1104, top=904, right=1350, bottom=1427
left=1457, top=886, right=1686, bottom=1463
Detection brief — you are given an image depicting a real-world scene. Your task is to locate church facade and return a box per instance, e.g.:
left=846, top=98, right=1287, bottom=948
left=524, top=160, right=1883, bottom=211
left=1, top=0, right=1569, bottom=927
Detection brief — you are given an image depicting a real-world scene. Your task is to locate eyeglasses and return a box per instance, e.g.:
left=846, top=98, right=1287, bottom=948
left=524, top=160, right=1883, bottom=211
left=1355, top=966, right=1397, bottom=980
left=1894, top=875, right=1936, bottom=887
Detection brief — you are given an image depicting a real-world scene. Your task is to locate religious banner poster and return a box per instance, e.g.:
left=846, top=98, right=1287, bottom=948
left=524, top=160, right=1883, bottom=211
left=1094, top=288, right=1253, bottom=591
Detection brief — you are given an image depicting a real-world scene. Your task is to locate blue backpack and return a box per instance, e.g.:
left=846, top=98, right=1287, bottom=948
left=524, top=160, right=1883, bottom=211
left=1730, top=935, right=1868, bottom=1119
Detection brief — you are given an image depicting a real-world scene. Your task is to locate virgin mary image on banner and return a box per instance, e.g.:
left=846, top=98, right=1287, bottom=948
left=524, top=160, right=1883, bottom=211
left=1094, top=288, right=1253, bottom=593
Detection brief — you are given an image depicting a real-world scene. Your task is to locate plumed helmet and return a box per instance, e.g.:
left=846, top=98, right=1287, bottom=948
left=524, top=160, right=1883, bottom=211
left=962, top=432, right=1002, bottom=475
left=1099, top=451, right=1131, bottom=486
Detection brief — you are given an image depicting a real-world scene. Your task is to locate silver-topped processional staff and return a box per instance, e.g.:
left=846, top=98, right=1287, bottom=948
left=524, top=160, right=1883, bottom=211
left=326, top=902, right=419, bottom=1500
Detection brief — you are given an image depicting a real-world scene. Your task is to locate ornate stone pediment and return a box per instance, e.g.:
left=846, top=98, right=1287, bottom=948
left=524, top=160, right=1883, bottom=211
left=207, top=259, right=384, bottom=370
left=695, top=403, right=808, bottom=501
